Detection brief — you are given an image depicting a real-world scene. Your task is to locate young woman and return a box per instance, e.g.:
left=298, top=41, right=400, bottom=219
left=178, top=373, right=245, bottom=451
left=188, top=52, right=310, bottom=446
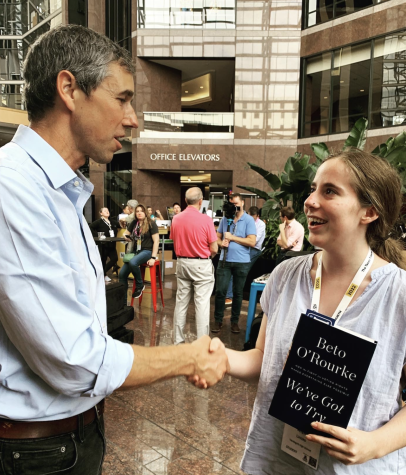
left=119, top=204, right=159, bottom=299
left=89, top=207, right=118, bottom=281
left=194, top=150, right=406, bottom=473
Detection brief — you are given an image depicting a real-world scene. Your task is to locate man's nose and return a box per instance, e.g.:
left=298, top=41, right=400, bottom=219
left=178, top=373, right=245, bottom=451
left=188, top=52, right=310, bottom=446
left=123, top=105, right=138, bottom=129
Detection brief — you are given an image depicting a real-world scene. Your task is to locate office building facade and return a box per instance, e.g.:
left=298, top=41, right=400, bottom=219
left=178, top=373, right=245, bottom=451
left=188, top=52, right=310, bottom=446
left=1, top=0, right=405, bottom=217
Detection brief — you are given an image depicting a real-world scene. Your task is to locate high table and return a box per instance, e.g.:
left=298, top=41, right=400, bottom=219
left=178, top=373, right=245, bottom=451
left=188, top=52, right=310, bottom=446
left=245, top=281, right=266, bottom=343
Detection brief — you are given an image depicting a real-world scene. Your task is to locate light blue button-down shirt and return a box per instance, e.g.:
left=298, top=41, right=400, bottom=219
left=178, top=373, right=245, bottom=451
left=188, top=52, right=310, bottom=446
left=0, top=125, right=134, bottom=421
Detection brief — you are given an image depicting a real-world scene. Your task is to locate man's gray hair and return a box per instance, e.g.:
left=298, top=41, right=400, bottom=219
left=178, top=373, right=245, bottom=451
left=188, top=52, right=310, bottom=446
left=23, top=24, right=135, bottom=122
left=127, top=199, right=138, bottom=210
left=185, top=187, right=203, bottom=205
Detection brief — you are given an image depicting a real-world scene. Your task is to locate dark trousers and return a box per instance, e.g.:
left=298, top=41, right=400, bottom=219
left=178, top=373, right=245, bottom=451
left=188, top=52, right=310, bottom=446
left=101, top=246, right=118, bottom=275
left=0, top=416, right=105, bottom=475
left=119, top=250, right=152, bottom=289
left=214, top=261, right=250, bottom=324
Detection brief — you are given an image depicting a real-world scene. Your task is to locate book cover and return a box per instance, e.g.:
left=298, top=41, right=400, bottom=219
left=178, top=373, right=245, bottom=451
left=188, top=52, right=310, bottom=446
left=269, top=314, right=377, bottom=436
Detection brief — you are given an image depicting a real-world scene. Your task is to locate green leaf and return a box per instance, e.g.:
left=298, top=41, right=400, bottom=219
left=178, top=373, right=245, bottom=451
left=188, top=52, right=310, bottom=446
left=371, top=144, right=387, bottom=157
left=384, top=146, right=406, bottom=167
left=311, top=143, right=330, bottom=161
left=235, top=185, right=270, bottom=201
left=261, top=200, right=280, bottom=219
left=246, top=162, right=281, bottom=190
left=393, top=131, right=406, bottom=149
left=343, top=118, right=368, bottom=150
left=284, top=156, right=294, bottom=174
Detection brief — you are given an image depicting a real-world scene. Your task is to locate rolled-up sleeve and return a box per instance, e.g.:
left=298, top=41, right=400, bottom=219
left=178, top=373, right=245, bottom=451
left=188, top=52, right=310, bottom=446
left=0, top=167, right=133, bottom=398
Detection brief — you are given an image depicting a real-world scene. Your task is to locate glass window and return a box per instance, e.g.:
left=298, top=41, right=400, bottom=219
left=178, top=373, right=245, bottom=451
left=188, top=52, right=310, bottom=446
left=137, top=0, right=235, bottom=29
left=371, top=34, right=406, bottom=128
left=304, top=0, right=388, bottom=29
left=303, top=52, right=331, bottom=137
left=106, top=0, right=131, bottom=51
left=331, top=43, right=371, bottom=133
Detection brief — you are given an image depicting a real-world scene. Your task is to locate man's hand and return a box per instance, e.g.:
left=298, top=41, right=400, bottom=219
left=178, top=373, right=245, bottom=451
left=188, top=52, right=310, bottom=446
left=279, top=223, right=286, bottom=231
left=188, top=336, right=229, bottom=389
left=119, top=219, right=127, bottom=229
left=306, top=422, right=379, bottom=465
left=224, top=232, right=233, bottom=241
left=221, top=239, right=230, bottom=248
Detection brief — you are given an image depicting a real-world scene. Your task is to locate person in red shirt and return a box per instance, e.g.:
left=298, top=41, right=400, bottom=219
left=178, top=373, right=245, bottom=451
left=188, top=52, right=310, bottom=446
left=170, top=187, right=218, bottom=344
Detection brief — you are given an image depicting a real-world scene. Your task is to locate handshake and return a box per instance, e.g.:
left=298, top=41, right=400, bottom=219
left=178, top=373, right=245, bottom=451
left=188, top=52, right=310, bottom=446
left=187, top=335, right=230, bottom=389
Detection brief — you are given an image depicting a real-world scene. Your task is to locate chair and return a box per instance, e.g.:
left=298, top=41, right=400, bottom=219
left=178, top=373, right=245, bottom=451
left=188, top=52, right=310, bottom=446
left=130, top=260, right=164, bottom=312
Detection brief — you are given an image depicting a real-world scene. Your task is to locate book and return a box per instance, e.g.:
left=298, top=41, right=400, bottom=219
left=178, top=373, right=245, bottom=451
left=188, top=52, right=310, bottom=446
left=268, top=314, right=377, bottom=436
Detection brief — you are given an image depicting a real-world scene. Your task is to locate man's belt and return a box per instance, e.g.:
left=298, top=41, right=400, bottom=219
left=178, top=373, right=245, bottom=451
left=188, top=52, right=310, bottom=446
left=177, top=256, right=210, bottom=259
left=0, top=400, right=105, bottom=439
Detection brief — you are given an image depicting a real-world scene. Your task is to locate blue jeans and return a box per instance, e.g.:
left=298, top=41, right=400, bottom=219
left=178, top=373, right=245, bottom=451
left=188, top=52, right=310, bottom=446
left=215, top=261, right=250, bottom=324
left=226, top=248, right=262, bottom=299
left=119, top=250, right=152, bottom=289
left=0, top=416, right=105, bottom=475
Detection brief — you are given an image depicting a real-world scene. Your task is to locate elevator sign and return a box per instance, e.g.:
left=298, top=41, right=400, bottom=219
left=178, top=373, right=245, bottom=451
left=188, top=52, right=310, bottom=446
left=150, top=153, right=220, bottom=161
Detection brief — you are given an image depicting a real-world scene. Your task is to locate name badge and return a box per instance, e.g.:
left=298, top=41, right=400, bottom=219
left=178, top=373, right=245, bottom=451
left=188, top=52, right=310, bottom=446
left=109, top=230, right=115, bottom=238
left=281, top=424, right=320, bottom=470
left=306, top=309, right=335, bottom=326
left=137, top=239, right=141, bottom=252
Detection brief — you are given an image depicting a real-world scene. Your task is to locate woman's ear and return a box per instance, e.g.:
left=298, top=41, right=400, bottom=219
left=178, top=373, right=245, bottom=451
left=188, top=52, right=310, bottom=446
left=361, top=206, right=379, bottom=225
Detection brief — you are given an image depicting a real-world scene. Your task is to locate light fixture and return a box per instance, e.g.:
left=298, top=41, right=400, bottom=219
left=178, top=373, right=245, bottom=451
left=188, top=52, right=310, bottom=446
left=360, top=89, right=365, bottom=92
left=340, top=80, right=344, bottom=83
left=200, top=86, right=204, bottom=89
left=188, top=178, right=191, bottom=181
left=199, top=171, right=204, bottom=173
left=185, top=91, right=188, bottom=93
left=323, top=96, right=328, bottom=99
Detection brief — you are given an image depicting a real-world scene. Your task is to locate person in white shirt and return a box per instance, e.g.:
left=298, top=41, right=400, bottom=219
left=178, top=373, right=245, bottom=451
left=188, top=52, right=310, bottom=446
left=276, top=206, right=305, bottom=265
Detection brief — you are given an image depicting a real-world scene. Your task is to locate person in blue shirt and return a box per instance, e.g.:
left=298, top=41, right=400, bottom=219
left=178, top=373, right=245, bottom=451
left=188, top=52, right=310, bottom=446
left=212, top=193, right=257, bottom=334
left=0, top=24, right=227, bottom=475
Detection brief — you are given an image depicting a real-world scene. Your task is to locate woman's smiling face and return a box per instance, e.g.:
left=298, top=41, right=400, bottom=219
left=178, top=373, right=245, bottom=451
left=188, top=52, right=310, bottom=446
left=304, top=158, right=370, bottom=250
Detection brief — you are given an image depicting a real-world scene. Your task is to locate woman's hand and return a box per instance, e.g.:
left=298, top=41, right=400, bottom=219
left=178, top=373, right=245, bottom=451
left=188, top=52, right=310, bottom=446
left=147, top=258, right=156, bottom=267
left=306, top=422, right=380, bottom=465
left=124, top=235, right=132, bottom=242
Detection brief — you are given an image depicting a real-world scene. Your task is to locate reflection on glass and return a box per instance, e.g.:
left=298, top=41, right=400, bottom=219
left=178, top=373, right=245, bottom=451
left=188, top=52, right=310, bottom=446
left=106, top=0, right=131, bottom=51
left=0, top=83, right=24, bottom=109
left=303, top=52, right=331, bottom=137
left=304, top=0, right=388, bottom=29
left=137, top=0, right=235, bottom=29
left=331, top=43, right=370, bottom=133
left=142, top=112, right=234, bottom=133
left=372, top=34, right=406, bottom=128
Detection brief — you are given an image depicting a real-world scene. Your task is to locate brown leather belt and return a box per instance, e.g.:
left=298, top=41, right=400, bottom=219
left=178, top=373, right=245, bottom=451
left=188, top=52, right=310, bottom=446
left=0, top=400, right=105, bottom=439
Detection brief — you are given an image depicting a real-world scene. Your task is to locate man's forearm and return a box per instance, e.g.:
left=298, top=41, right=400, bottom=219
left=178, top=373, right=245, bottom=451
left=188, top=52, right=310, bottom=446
left=119, top=345, right=195, bottom=390
left=230, top=235, right=256, bottom=247
left=279, top=229, right=288, bottom=248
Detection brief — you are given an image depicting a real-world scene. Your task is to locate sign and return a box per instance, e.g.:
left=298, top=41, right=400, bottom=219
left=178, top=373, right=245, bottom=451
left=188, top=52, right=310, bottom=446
left=150, top=153, right=220, bottom=162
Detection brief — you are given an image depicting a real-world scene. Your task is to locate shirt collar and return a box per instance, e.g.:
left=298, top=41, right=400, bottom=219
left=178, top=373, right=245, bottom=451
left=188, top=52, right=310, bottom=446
left=12, top=125, right=78, bottom=189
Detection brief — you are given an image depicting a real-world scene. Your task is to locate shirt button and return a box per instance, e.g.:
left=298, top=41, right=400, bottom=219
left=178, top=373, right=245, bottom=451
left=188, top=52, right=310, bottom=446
left=14, top=453, right=20, bottom=459
left=74, top=180, right=80, bottom=187
left=61, top=446, right=66, bottom=453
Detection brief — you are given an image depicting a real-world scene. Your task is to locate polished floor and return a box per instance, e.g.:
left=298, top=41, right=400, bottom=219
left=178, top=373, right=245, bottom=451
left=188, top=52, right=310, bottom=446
left=102, top=271, right=257, bottom=475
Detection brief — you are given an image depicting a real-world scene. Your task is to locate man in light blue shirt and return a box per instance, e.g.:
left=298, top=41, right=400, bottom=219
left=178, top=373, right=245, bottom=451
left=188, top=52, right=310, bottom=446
left=0, top=25, right=227, bottom=474
left=212, top=194, right=257, bottom=334
left=225, top=205, right=266, bottom=303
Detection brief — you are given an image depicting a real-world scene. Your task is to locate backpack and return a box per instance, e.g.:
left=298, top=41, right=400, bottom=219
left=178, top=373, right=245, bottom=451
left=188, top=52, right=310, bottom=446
left=242, top=311, right=263, bottom=351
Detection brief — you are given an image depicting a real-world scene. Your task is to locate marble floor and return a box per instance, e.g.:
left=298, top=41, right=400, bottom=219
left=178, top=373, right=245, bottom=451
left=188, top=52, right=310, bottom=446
left=102, top=272, right=257, bottom=475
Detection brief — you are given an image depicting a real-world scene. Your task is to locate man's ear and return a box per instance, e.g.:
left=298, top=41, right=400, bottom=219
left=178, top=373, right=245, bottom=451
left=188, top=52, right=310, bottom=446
left=55, top=70, right=80, bottom=113
left=361, top=206, right=379, bottom=225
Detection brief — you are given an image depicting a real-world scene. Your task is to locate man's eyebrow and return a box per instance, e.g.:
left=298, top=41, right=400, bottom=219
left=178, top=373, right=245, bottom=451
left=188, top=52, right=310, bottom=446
left=119, top=89, right=134, bottom=98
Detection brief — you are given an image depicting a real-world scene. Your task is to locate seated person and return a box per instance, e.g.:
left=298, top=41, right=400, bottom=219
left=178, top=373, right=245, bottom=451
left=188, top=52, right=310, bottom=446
left=276, top=206, right=304, bottom=265
left=119, top=204, right=159, bottom=299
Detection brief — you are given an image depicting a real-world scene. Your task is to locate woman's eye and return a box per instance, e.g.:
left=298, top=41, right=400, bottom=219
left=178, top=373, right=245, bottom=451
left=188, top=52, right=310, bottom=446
left=325, top=188, right=336, bottom=195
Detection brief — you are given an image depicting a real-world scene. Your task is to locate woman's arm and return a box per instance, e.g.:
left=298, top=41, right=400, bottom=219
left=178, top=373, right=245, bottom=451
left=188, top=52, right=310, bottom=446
left=147, top=233, right=159, bottom=266
left=188, top=314, right=267, bottom=388
left=307, top=400, right=406, bottom=465
left=225, top=313, right=267, bottom=383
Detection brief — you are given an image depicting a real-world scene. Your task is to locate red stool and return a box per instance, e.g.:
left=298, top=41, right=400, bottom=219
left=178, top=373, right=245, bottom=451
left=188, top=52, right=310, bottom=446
left=130, top=260, right=164, bottom=312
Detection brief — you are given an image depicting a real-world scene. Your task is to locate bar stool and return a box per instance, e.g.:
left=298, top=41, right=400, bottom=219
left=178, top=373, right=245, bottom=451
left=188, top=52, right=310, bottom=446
left=245, top=281, right=266, bottom=342
left=130, top=261, right=164, bottom=312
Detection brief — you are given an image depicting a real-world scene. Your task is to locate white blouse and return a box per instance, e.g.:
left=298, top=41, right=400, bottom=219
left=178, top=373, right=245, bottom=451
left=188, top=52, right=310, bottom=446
left=241, top=254, right=406, bottom=475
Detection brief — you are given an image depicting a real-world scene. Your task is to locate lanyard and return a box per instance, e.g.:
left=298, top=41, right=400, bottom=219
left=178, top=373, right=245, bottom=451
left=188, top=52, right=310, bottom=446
left=101, top=218, right=111, bottom=230
left=133, top=222, right=141, bottom=239
left=310, top=248, right=374, bottom=325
